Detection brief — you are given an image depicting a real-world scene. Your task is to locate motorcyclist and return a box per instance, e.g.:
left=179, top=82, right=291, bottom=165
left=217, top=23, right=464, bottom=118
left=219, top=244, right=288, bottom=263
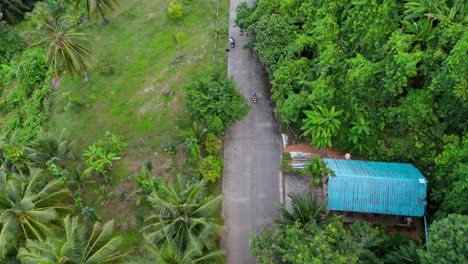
left=229, top=37, right=235, bottom=48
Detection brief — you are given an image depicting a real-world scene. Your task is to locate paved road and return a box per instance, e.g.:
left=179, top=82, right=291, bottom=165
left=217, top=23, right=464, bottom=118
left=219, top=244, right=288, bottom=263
left=221, top=1, right=282, bottom=263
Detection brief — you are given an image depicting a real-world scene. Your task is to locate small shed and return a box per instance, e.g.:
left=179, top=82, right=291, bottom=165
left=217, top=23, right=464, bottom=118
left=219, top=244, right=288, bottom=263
left=324, top=159, right=428, bottom=217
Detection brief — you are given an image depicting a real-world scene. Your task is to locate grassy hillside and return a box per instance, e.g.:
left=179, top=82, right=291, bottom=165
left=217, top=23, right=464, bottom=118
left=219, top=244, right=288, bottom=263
left=49, top=0, right=228, bottom=172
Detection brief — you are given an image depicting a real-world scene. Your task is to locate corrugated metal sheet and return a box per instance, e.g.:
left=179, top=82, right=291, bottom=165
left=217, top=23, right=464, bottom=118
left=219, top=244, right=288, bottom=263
left=324, top=159, right=428, bottom=217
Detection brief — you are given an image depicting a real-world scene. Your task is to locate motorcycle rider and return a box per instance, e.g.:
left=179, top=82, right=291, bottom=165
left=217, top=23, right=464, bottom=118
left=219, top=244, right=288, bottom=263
left=229, top=37, right=235, bottom=48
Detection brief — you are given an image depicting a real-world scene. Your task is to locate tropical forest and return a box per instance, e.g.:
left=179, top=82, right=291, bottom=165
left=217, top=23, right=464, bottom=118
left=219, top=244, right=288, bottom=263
left=235, top=0, right=467, bottom=263
left=0, top=0, right=467, bottom=263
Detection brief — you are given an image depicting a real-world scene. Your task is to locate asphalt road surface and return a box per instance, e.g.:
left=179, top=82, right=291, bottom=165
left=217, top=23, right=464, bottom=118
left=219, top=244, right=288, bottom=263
left=221, top=1, right=282, bottom=263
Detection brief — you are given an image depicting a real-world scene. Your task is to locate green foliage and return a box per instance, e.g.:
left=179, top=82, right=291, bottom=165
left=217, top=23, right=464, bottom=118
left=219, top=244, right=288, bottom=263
left=238, top=0, right=468, bottom=218
left=0, top=0, right=38, bottom=23
left=132, top=162, right=164, bottom=206
left=348, top=113, right=371, bottom=154
left=81, top=205, right=101, bottom=223
left=198, top=155, right=223, bottom=183
left=432, top=134, right=468, bottom=219
left=234, top=2, right=253, bottom=35
left=0, top=169, right=70, bottom=258
left=46, top=159, right=68, bottom=181
left=302, top=105, right=343, bottom=149
left=82, top=132, right=125, bottom=177
left=417, top=214, right=468, bottom=264
left=274, top=192, right=326, bottom=227
left=251, top=215, right=376, bottom=264
left=204, top=132, right=222, bottom=156
left=0, top=131, right=30, bottom=172
left=0, top=48, right=52, bottom=145
left=17, top=215, right=128, bottom=263
left=184, top=66, right=249, bottom=134
left=167, top=1, right=182, bottom=19
left=384, top=240, right=422, bottom=264
left=141, top=174, right=222, bottom=258
left=0, top=21, right=24, bottom=64
left=184, top=136, right=200, bottom=163
left=26, top=128, right=76, bottom=166
left=82, top=132, right=126, bottom=177
left=27, top=0, right=93, bottom=77
left=304, top=155, right=335, bottom=186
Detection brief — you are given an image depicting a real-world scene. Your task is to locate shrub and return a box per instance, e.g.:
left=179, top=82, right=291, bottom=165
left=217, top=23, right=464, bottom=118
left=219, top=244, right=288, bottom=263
left=198, top=155, right=223, bottom=182
left=204, top=132, right=222, bottom=155
left=168, top=1, right=183, bottom=19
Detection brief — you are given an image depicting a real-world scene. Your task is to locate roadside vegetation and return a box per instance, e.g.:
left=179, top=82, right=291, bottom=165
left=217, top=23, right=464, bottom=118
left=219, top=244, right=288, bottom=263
left=237, top=0, right=467, bottom=263
left=0, top=0, right=250, bottom=262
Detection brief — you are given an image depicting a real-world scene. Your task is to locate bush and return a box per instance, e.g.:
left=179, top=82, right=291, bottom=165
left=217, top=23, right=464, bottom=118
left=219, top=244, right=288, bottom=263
left=168, top=1, right=183, bottom=19
left=0, top=22, right=25, bottom=65
left=184, top=66, right=249, bottom=134
left=204, top=133, right=222, bottom=155
left=198, top=155, right=223, bottom=183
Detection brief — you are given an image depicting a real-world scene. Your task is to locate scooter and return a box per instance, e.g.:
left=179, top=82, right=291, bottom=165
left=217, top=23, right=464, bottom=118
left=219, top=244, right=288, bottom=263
left=252, top=92, right=257, bottom=103
left=229, top=37, right=235, bottom=49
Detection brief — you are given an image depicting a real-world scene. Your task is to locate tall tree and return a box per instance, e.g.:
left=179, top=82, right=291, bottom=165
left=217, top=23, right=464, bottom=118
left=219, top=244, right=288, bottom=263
left=17, top=215, right=129, bottom=263
left=141, top=174, right=222, bottom=256
left=27, top=0, right=93, bottom=79
left=417, top=214, right=468, bottom=264
left=184, top=66, right=249, bottom=134
left=0, top=169, right=70, bottom=258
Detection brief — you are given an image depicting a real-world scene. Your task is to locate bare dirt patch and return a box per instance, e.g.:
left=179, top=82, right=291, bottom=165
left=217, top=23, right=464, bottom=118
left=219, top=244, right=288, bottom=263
left=284, top=144, right=367, bottom=160
left=284, top=144, right=345, bottom=159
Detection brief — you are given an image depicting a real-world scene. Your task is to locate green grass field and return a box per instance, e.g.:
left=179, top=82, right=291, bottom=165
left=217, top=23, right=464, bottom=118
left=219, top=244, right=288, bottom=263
left=49, top=0, right=228, bottom=169
left=45, top=0, right=229, bottom=256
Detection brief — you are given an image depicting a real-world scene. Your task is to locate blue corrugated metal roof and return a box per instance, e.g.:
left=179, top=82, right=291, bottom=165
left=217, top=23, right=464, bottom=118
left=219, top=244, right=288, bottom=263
left=324, top=159, right=428, bottom=217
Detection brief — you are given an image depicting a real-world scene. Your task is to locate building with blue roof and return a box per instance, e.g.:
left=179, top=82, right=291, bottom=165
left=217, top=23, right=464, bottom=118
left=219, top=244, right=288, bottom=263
left=323, top=159, right=428, bottom=217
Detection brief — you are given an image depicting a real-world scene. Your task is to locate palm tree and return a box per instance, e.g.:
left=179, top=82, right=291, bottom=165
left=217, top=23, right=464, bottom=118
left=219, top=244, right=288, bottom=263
left=0, top=169, right=70, bottom=258
left=27, top=0, right=94, bottom=79
left=17, top=215, right=129, bottom=263
left=25, top=128, right=76, bottom=166
left=65, top=0, right=117, bottom=24
left=143, top=231, right=224, bottom=264
left=274, top=192, right=326, bottom=227
left=301, top=105, right=343, bottom=149
left=0, top=0, right=31, bottom=23
left=141, top=174, right=222, bottom=256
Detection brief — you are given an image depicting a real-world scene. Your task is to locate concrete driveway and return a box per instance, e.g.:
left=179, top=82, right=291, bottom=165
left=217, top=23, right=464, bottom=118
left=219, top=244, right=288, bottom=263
left=221, top=1, right=282, bottom=263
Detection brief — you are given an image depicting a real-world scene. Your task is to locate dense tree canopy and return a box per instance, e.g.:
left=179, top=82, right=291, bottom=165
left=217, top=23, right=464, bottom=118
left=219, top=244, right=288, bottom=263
left=236, top=0, right=468, bottom=219
left=251, top=216, right=381, bottom=264
left=417, top=214, right=468, bottom=264
left=184, top=66, right=249, bottom=134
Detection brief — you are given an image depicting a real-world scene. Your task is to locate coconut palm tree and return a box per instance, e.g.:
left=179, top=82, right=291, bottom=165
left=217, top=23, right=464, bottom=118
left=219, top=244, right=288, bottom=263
left=274, top=192, right=326, bottom=227
left=17, top=215, right=129, bottom=263
left=65, top=0, right=117, bottom=24
left=143, top=231, right=224, bottom=264
left=0, top=169, right=70, bottom=258
left=27, top=0, right=93, bottom=79
left=0, top=0, right=31, bottom=23
left=25, top=128, right=76, bottom=166
left=141, top=174, right=222, bottom=255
